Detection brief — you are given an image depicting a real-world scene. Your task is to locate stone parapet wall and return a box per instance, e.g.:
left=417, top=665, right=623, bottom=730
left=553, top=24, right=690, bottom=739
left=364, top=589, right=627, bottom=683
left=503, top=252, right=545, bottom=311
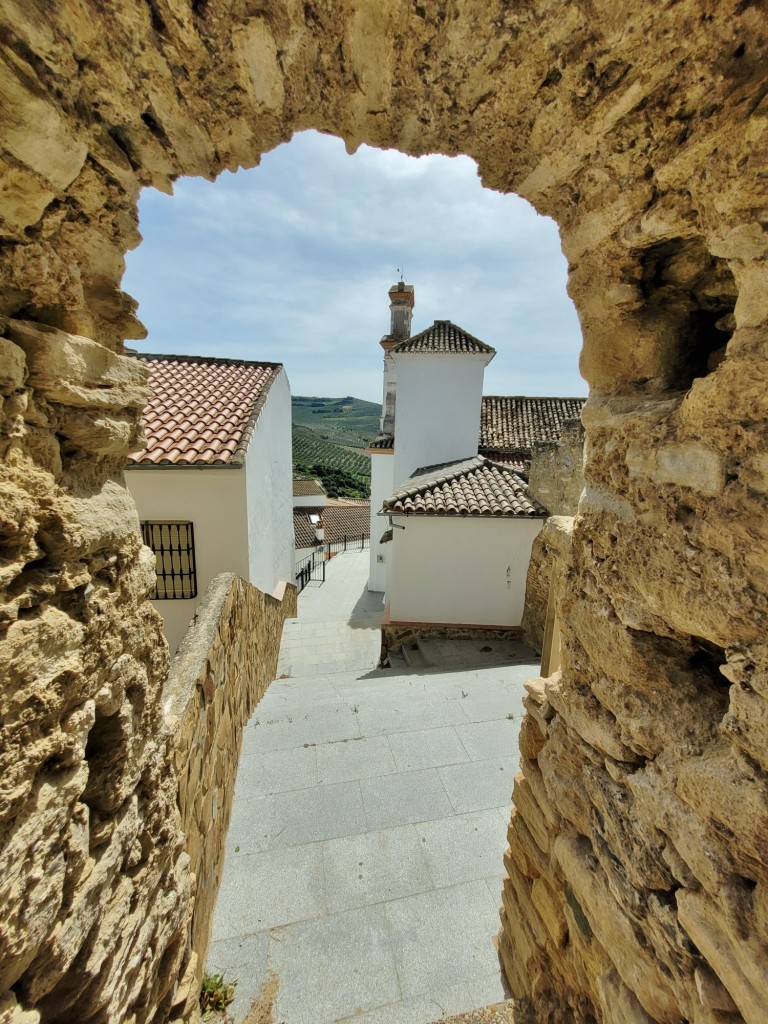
left=527, top=421, right=585, bottom=519
left=520, top=516, right=573, bottom=657
left=164, top=574, right=296, bottom=1019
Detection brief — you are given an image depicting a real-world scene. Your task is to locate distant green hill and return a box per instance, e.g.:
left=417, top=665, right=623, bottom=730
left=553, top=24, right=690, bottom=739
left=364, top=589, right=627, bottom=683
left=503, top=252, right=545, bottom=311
left=292, top=396, right=381, bottom=499
left=292, top=395, right=381, bottom=449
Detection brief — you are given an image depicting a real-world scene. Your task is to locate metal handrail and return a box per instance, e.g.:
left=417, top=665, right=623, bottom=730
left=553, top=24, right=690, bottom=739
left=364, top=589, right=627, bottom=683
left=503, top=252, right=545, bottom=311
left=294, top=534, right=370, bottom=593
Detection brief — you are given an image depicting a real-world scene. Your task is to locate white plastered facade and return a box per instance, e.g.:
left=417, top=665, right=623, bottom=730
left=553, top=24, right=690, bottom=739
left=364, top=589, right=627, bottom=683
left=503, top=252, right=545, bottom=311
left=390, top=351, right=491, bottom=483
left=368, top=450, right=394, bottom=592
left=126, top=372, right=294, bottom=654
left=388, top=516, right=544, bottom=627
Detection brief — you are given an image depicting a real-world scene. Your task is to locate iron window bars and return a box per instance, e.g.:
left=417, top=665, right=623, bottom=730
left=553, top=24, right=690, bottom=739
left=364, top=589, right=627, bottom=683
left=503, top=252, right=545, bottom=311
left=140, top=520, right=197, bottom=600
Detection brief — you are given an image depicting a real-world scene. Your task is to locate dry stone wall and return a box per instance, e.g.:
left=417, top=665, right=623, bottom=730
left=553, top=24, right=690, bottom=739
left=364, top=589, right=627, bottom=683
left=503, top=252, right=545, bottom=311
left=0, top=2, right=767, bottom=1023
left=164, top=574, right=296, bottom=1018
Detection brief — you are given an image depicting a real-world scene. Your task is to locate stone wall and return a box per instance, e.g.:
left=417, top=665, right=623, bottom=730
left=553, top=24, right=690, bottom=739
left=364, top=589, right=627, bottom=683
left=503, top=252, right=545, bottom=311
left=164, top=574, right=296, bottom=1020
left=1, top=3, right=767, bottom=1023
left=0, top=317, right=191, bottom=1024
left=527, top=420, right=585, bottom=518
left=520, top=516, right=573, bottom=658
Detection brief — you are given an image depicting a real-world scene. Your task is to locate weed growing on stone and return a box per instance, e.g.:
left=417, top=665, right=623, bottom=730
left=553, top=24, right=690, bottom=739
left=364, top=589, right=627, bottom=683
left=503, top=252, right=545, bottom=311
left=200, top=972, right=236, bottom=1019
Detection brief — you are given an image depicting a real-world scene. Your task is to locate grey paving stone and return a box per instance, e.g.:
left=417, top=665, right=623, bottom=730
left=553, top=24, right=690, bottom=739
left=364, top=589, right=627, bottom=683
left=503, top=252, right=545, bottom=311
left=455, top=719, right=520, bottom=760
left=438, top=758, right=517, bottom=815
left=269, top=906, right=401, bottom=1024
left=466, top=970, right=510, bottom=1007
left=417, top=808, right=510, bottom=888
left=211, top=553, right=541, bottom=1024
left=235, top=743, right=318, bottom=799
left=323, top=823, right=433, bottom=912
left=316, top=735, right=397, bottom=785
left=336, top=982, right=476, bottom=1024
left=205, top=931, right=271, bottom=1024
left=383, top=881, right=501, bottom=1000
left=360, top=769, right=454, bottom=831
left=387, top=726, right=470, bottom=772
left=457, top=692, right=526, bottom=724
left=227, top=781, right=366, bottom=853
left=486, top=877, right=504, bottom=908
left=212, top=843, right=326, bottom=939
left=357, top=699, right=469, bottom=737
left=248, top=705, right=362, bottom=751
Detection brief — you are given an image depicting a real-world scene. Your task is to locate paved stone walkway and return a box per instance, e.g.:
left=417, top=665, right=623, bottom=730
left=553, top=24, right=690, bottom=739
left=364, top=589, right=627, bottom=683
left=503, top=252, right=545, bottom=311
left=209, top=551, right=539, bottom=1024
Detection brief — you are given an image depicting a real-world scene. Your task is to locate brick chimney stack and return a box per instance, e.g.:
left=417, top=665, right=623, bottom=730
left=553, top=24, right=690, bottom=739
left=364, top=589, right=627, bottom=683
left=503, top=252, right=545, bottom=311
left=379, top=281, right=414, bottom=435
left=381, top=281, right=415, bottom=350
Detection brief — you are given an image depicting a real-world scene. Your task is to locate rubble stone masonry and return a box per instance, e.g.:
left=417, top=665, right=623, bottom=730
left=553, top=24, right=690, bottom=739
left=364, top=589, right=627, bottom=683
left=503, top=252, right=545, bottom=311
left=164, top=574, right=296, bottom=1020
left=0, top=2, right=766, bottom=1023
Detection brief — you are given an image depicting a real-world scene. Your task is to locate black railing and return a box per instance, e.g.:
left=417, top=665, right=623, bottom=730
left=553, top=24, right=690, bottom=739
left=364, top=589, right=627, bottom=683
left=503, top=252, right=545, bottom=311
left=295, top=547, right=325, bottom=593
left=326, top=533, right=370, bottom=557
left=295, top=534, right=370, bottom=594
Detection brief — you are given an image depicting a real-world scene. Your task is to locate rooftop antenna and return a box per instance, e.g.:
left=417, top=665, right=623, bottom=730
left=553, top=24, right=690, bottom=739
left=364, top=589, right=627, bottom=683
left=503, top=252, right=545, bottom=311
left=397, top=266, right=406, bottom=283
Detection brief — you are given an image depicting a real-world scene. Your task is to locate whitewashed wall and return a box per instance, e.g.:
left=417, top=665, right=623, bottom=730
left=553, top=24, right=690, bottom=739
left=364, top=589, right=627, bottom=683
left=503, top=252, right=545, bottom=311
left=126, top=370, right=294, bottom=654
left=244, top=370, right=294, bottom=595
left=125, top=468, right=248, bottom=653
left=388, top=516, right=544, bottom=626
left=368, top=452, right=394, bottom=592
left=390, top=351, right=491, bottom=486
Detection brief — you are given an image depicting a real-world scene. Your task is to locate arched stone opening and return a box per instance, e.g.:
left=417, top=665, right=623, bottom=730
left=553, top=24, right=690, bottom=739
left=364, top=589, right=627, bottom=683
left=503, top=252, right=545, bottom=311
left=1, top=3, right=767, bottom=1024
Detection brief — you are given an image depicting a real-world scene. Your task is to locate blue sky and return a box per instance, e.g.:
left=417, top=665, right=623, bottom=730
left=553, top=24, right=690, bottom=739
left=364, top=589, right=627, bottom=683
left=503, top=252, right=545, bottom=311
left=123, top=130, right=586, bottom=403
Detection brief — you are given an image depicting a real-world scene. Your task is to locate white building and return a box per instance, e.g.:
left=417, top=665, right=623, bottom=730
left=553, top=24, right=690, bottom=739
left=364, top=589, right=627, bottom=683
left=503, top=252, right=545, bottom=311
left=125, top=353, right=294, bottom=653
left=368, top=282, right=582, bottom=631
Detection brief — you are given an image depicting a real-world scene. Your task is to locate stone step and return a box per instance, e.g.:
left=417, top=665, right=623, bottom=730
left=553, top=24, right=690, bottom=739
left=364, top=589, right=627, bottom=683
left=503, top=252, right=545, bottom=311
left=416, top=636, right=438, bottom=666
left=387, top=651, right=408, bottom=671
left=402, top=642, right=427, bottom=668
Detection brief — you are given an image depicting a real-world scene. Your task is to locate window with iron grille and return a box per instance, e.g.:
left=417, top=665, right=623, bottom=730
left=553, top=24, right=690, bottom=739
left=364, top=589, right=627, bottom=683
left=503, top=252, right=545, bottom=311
left=140, top=521, right=197, bottom=600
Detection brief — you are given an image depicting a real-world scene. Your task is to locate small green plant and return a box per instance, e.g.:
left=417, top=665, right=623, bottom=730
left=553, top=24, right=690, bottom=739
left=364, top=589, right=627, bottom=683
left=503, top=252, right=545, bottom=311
left=200, top=972, right=236, bottom=1019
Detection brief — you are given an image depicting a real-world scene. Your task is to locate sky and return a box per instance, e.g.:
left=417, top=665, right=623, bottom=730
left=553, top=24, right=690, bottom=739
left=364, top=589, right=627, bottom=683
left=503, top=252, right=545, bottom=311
left=123, top=130, right=586, bottom=403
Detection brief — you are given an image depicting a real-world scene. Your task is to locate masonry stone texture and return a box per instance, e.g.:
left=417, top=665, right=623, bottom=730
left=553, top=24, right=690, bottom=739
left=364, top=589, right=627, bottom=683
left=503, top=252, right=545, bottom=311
left=0, top=3, right=766, bottom=1024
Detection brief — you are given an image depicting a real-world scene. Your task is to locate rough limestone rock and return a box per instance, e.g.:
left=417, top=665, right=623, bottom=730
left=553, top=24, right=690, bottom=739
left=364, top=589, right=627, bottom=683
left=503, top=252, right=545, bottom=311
left=0, top=2, right=766, bottom=1022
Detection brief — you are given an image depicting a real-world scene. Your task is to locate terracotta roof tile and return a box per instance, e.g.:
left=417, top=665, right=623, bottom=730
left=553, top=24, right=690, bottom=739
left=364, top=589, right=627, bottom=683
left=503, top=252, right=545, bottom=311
left=294, top=503, right=371, bottom=548
left=480, top=451, right=528, bottom=475
left=293, top=478, right=327, bottom=497
left=479, top=396, right=585, bottom=454
left=368, top=433, right=394, bottom=450
left=391, top=320, right=495, bottom=356
left=127, top=354, right=282, bottom=466
left=383, top=456, right=547, bottom=518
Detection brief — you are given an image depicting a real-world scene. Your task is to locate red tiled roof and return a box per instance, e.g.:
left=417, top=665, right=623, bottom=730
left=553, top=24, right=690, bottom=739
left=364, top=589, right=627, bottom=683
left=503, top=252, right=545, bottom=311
left=294, top=503, right=371, bottom=548
left=383, top=456, right=547, bottom=518
left=392, top=320, right=495, bottom=356
left=368, top=433, right=394, bottom=450
left=127, top=354, right=282, bottom=466
left=293, top=478, right=327, bottom=497
left=479, top=451, right=528, bottom=475
left=479, top=396, right=585, bottom=454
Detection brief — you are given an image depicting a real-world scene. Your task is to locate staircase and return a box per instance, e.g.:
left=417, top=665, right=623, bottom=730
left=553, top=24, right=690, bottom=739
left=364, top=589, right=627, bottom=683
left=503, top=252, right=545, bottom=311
left=387, top=637, right=437, bottom=670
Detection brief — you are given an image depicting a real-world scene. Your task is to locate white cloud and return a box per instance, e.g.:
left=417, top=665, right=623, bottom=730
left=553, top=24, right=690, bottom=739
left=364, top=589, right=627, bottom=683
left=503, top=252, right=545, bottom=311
left=124, top=130, right=585, bottom=400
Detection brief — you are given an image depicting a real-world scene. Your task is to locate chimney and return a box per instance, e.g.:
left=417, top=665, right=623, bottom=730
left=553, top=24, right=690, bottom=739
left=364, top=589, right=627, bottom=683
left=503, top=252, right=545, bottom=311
left=379, top=280, right=414, bottom=436
left=380, top=280, right=415, bottom=350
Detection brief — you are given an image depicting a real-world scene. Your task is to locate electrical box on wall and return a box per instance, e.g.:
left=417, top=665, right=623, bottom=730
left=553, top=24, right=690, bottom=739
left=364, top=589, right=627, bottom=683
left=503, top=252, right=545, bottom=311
left=377, top=554, right=385, bottom=563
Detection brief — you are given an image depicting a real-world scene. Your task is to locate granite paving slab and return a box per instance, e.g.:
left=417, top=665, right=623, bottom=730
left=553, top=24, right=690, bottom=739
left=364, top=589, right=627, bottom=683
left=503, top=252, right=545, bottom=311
left=208, top=550, right=541, bottom=1024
